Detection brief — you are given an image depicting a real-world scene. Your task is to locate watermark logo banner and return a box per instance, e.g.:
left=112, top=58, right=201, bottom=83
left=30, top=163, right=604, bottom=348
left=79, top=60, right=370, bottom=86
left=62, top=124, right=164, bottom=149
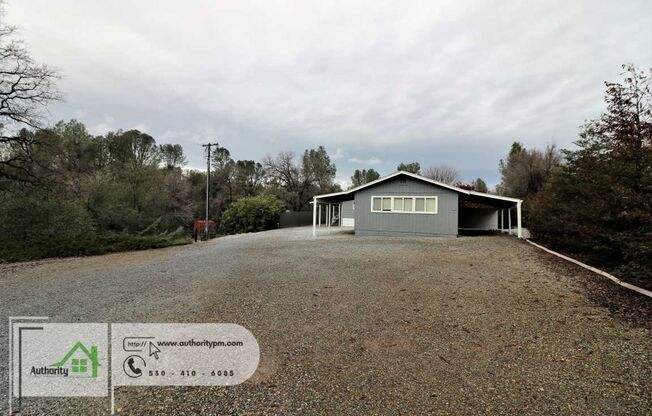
left=111, top=323, right=260, bottom=386
left=12, top=323, right=108, bottom=397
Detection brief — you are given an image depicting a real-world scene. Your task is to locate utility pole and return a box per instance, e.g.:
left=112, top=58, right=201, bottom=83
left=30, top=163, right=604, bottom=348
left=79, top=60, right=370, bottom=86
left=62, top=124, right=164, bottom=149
left=202, top=142, right=219, bottom=238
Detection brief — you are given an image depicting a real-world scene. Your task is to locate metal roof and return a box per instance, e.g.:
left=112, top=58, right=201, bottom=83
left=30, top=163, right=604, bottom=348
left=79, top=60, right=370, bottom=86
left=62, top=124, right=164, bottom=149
left=314, top=171, right=522, bottom=204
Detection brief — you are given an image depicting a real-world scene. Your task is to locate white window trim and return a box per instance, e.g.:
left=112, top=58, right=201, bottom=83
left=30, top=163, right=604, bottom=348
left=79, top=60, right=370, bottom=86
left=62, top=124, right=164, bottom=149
left=370, top=196, right=438, bottom=214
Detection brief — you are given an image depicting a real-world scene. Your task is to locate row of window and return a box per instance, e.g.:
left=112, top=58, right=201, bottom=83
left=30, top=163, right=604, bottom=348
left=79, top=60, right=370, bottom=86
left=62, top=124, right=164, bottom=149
left=371, top=196, right=438, bottom=214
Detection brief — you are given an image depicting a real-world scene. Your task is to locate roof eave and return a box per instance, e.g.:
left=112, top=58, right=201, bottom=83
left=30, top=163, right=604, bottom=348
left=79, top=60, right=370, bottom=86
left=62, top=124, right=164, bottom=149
left=313, top=170, right=522, bottom=204
left=466, top=190, right=522, bottom=203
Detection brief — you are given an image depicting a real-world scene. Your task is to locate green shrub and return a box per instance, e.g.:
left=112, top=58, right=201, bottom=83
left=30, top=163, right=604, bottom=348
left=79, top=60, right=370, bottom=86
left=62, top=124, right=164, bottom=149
left=0, top=191, right=92, bottom=245
left=0, top=230, right=190, bottom=262
left=220, top=195, right=285, bottom=234
left=0, top=191, right=190, bottom=262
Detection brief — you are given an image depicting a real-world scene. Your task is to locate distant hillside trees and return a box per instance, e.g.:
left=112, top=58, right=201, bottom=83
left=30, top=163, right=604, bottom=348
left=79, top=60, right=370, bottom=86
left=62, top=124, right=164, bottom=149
left=495, top=141, right=562, bottom=226
left=208, top=143, right=266, bottom=222
left=0, top=120, right=193, bottom=261
left=350, top=168, right=380, bottom=188
left=263, top=146, right=339, bottom=211
left=472, top=178, right=488, bottom=192
left=496, top=142, right=561, bottom=198
left=423, top=165, right=460, bottom=184
left=396, top=162, right=421, bottom=174
left=160, top=144, right=186, bottom=169
left=0, top=108, right=343, bottom=260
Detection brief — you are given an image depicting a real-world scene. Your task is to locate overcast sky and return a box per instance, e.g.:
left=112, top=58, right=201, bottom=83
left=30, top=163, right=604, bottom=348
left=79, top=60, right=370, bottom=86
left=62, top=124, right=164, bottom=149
left=6, top=0, right=652, bottom=187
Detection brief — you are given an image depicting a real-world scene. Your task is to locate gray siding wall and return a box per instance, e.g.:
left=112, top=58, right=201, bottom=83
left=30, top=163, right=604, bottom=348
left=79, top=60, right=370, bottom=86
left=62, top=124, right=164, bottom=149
left=354, top=177, right=458, bottom=236
left=341, top=200, right=354, bottom=219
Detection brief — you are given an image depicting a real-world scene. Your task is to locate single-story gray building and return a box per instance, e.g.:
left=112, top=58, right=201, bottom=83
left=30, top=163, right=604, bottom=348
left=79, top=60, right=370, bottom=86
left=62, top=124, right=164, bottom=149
left=312, top=171, right=523, bottom=238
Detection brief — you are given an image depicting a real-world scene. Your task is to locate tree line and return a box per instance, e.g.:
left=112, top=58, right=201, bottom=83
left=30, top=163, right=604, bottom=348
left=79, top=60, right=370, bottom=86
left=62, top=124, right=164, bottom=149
left=0, top=117, right=343, bottom=260
left=496, top=64, right=651, bottom=287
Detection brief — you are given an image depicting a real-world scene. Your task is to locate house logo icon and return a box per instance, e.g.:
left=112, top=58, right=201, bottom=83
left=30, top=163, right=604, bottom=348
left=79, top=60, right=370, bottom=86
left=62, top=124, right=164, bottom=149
left=51, top=342, right=100, bottom=378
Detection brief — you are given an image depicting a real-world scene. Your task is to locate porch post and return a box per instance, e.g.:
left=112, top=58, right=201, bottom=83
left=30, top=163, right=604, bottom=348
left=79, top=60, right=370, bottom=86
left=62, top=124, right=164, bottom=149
left=517, top=201, right=523, bottom=238
left=312, top=197, right=317, bottom=237
left=318, top=204, right=321, bottom=227
left=338, top=203, right=342, bottom=226
left=508, top=207, right=512, bottom=235
left=327, top=203, right=331, bottom=234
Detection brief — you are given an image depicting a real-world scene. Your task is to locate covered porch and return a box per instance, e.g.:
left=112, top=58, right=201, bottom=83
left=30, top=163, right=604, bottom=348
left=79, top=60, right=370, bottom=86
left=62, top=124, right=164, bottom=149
left=311, top=195, right=354, bottom=236
left=458, top=192, right=523, bottom=238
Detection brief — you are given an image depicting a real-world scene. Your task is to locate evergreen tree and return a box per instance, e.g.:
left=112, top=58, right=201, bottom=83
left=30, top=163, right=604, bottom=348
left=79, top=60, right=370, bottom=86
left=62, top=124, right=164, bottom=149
left=350, top=168, right=380, bottom=188
left=529, top=64, right=652, bottom=285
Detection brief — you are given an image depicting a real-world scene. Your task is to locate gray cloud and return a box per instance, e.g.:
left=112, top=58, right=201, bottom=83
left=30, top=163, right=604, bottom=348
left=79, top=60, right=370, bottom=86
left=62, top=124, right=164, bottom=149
left=347, top=157, right=383, bottom=166
left=6, top=0, right=652, bottom=187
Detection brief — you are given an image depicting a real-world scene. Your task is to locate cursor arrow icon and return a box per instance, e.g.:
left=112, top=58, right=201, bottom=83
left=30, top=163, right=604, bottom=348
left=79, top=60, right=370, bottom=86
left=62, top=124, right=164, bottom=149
left=149, top=341, right=161, bottom=360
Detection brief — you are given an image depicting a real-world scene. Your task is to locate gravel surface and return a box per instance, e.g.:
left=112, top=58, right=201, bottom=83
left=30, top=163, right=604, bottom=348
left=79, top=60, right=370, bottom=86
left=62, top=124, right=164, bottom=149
left=1, top=227, right=650, bottom=415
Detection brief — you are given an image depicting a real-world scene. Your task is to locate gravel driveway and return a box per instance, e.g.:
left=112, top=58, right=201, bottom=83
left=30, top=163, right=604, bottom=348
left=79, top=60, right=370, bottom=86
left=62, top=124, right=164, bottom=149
left=1, top=227, right=650, bottom=415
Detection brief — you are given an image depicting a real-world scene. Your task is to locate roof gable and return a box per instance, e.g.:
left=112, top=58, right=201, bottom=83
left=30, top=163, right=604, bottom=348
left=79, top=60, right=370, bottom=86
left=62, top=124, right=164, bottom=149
left=314, top=171, right=521, bottom=203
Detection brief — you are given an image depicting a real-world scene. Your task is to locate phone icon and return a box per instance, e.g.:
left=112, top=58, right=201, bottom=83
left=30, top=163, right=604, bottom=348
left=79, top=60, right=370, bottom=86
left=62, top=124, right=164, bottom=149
left=123, top=355, right=146, bottom=378
left=127, top=358, right=141, bottom=375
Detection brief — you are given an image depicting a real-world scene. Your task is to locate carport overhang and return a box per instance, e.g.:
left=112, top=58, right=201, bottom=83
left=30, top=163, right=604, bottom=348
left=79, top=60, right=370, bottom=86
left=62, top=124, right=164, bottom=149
left=311, top=193, right=354, bottom=235
left=311, top=171, right=523, bottom=238
left=458, top=192, right=523, bottom=236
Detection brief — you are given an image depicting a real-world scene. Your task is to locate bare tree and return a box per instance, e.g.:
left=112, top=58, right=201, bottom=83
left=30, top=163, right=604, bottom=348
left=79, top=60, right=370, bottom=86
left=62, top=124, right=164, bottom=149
left=496, top=142, right=562, bottom=197
left=0, top=12, right=61, bottom=180
left=422, top=165, right=460, bottom=184
left=263, top=147, right=337, bottom=210
left=263, top=151, right=301, bottom=209
left=263, top=151, right=298, bottom=191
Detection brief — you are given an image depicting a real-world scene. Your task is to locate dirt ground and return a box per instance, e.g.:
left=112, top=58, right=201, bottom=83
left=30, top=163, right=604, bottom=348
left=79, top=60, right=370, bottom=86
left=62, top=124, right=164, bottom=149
left=1, top=227, right=650, bottom=415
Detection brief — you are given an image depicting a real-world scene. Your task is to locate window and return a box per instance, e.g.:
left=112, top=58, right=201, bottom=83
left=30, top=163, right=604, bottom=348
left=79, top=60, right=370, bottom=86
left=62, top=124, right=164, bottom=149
left=415, top=198, right=425, bottom=212
left=426, top=197, right=437, bottom=213
left=392, top=197, right=415, bottom=212
left=71, top=358, right=88, bottom=373
left=370, top=196, right=437, bottom=214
